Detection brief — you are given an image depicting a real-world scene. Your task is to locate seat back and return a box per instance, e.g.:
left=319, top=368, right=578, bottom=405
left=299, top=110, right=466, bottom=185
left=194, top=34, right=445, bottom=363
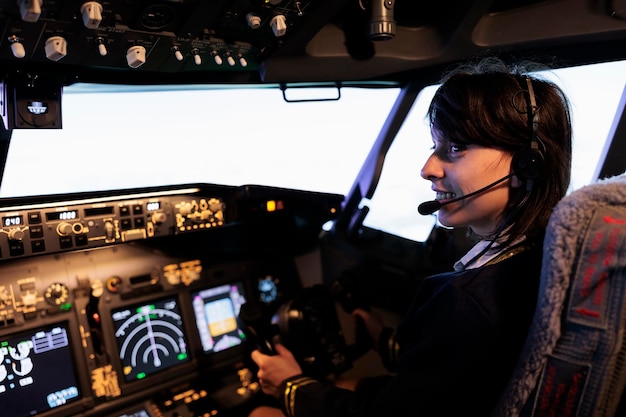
left=492, top=173, right=626, bottom=417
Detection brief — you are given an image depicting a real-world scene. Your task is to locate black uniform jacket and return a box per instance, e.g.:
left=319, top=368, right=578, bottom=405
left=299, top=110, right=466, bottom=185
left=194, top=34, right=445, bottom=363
left=280, top=242, right=542, bottom=417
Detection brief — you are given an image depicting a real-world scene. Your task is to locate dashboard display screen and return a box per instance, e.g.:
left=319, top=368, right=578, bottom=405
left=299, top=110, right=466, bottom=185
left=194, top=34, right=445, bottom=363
left=0, top=323, right=81, bottom=417
left=112, top=296, right=190, bottom=382
left=191, top=283, right=247, bottom=354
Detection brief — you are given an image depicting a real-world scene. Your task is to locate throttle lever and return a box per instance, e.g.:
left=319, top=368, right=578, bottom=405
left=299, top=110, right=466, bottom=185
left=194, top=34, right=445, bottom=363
left=239, top=302, right=277, bottom=355
left=330, top=272, right=373, bottom=360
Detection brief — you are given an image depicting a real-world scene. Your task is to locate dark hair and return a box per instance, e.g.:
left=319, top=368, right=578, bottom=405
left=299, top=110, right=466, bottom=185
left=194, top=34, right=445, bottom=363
left=427, top=58, right=572, bottom=243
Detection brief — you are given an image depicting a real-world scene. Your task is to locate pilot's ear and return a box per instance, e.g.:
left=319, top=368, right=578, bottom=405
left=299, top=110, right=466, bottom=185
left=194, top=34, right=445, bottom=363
left=511, top=174, right=524, bottom=188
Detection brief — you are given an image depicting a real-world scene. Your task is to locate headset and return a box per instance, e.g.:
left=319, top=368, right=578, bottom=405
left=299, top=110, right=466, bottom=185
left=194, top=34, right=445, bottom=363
left=512, top=76, right=546, bottom=190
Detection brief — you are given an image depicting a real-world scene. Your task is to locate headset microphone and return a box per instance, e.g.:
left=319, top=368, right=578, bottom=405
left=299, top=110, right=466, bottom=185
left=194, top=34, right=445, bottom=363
left=417, top=171, right=517, bottom=216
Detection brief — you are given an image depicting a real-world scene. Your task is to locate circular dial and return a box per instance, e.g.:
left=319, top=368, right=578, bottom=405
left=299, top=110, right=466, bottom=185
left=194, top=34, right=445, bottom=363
left=44, top=282, right=69, bottom=305
left=258, top=275, right=278, bottom=304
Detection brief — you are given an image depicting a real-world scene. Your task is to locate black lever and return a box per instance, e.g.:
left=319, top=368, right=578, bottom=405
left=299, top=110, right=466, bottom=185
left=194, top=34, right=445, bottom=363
left=330, top=273, right=373, bottom=360
left=239, top=302, right=277, bottom=355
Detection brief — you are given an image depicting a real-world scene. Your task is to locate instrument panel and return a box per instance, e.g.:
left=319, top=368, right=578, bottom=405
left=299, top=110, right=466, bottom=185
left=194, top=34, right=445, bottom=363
left=0, top=183, right=343, bottom=417
left=0, top=186, right=227, bottom=259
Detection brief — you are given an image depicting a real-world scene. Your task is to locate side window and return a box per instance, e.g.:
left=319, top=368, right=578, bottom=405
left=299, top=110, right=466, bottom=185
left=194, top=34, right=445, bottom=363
left=363, top=60, right=626, bottom=242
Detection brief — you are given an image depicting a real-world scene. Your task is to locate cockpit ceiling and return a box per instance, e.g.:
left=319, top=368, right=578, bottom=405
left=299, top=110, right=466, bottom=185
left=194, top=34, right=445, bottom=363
left=0, top=0, right=625, bottom=86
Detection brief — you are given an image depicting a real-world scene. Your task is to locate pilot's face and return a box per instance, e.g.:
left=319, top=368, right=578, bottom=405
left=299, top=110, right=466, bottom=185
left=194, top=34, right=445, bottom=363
left=420, top=132, right=516, bottom=237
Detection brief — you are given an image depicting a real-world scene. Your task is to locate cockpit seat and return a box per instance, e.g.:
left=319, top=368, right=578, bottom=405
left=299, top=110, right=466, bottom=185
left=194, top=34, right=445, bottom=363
left=492, top=173, right=626, bottom=417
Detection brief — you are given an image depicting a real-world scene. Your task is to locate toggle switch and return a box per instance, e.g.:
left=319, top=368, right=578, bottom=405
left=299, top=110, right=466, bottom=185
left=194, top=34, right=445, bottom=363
left=96, top=37, right=107, bottom=56
left=172, top=46, right=184, bottom=61
left=191, top=49, right=202, bottom=65
left=212, top=51, right=223, bottom=65
left=8, top=35, right=25, bottom=58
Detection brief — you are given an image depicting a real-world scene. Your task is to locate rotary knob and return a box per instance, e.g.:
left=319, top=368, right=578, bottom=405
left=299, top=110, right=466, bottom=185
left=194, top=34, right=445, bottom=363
left=45, top=282, right=69, bottom=305
left=57, top=222, right=73, bottom=236
left=8, top=228, right=25, bottom=241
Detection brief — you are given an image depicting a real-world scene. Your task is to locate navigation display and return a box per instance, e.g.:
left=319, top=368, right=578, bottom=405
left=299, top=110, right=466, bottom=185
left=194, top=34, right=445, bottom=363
left=0, top=322, right=81, bottom=417
left=191, top=283, right=247, bottom=354
left=111, top=296, right=190, bottom=382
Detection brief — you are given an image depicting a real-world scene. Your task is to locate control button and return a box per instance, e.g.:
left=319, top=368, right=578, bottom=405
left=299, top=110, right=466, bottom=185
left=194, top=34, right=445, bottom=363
left=133, top=204, right=143, bottom=215
left=119, top=206, right=131, bottom=216
left=134, top=217, right=145, bottom=228
left=121, top=218, right=132, bottom=230
left=28, top=212, right=42, bottom=224
left=31, top=240, right=45, bottom=253
left=75, top=234, right=88, bottom=246
left=59, top=236, right=73, bottom=249
left=8, top=241, right=24, bottom=256
left=29, top=225, right=43, bottom=238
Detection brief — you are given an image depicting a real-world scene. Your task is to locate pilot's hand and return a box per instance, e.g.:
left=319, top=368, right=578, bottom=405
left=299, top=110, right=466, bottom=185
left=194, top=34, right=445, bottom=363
left=352, top=308, right=386, bottom=349
left=251, top=343, right=302, bottom=398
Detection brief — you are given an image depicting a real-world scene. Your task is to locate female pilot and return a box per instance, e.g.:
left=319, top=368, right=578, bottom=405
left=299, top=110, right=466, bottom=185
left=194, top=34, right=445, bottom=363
left=250, top=57, right=573, bottom=417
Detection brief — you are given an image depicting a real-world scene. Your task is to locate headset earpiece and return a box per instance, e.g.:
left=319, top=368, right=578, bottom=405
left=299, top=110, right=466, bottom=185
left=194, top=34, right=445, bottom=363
left=513, top=136, right=545, bottom=180
left=513, top=76, right=546, bottom=183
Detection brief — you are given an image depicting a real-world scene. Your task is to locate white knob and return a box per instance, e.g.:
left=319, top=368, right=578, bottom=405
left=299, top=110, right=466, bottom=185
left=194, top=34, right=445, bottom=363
left=8, top=229, right=25, bottom=241
left=152, top=212, right=167, bottom=224
left=9, top=39, right=25, bottom=58
left=80, top=2, right=103, bottom=29
left=239, top=56, right=248, bottom=67
left=213, top=53, right=223, bottom=65
left=194, top=53, right=202, bottom=65
left=227, top=55, right=235, bottom=66
left=18, top=0, right=42, bottom=22
left=57, top=222, right=72, bottom=236
left=126, top=45, right=146, bottom=68
left=270, top=15, right=287, bottom=37
left=45, top=36, right=67, bottom=61
left=246, top=13, right=261, bottom=29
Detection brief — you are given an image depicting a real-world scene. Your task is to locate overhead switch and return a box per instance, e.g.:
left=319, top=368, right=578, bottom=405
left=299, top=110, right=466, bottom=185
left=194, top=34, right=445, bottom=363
left=126, top=45, right=146, bottom=68
left=18, top=0, right=42, bottom=23
left=270, top=15, right=287, bottom=37
left=8, top=35, right=25, bottom=58
left=80, top=2, right=103, bottom=29
left=45, top=36, right=67, bottom=61
left=96, top=37, right=107, bottom=56
left=246, top=13, right=261, bottom=29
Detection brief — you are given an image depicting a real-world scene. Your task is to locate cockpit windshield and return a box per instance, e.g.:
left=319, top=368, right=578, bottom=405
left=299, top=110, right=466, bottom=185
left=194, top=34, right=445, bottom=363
left=1, top=60, right=625, bottom=242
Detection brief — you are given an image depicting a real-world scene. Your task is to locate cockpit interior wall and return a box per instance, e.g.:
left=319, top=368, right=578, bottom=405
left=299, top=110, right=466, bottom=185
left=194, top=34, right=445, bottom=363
left=0, top=183, right=346, bottom=417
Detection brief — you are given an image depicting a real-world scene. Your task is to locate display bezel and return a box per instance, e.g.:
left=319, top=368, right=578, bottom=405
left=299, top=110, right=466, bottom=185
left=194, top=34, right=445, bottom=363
left=110, top=295, right=191, bottom=383
left=0, top=321, right=84, bottom=417
left=189, top=281, right=248, bottom=359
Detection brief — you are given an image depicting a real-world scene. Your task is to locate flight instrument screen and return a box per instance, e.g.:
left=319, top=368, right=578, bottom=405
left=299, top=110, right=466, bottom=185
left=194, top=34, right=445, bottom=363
left=112, top=296, right=190, bottom=382
left=0, top=322, right=81, bottom=417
